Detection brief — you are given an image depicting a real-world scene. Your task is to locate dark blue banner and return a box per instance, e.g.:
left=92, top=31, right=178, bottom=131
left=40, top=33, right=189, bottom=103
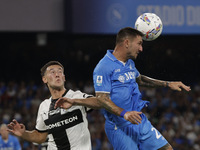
left=71, top=0, right=200, bottom=34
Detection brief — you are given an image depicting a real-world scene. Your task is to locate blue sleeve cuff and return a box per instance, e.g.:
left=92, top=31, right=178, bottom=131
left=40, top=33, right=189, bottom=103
left=120, top=110, right=127, bottom=118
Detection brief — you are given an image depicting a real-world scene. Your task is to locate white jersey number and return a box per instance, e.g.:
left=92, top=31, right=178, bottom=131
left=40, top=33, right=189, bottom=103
left=151, top=127, right=162, bottom=139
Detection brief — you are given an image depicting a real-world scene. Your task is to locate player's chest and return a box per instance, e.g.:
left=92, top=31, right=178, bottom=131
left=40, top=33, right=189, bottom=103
left=111, top=66, right=137, bottom=84
left=42, top=107, right=84, bottom=132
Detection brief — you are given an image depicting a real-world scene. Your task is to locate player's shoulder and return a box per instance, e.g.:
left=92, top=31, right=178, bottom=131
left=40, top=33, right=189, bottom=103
left=38, top=98, right=51, bottom=108
left=94, top=58, right=114, bottom=74
left=66, top=89, right=93, bottom=99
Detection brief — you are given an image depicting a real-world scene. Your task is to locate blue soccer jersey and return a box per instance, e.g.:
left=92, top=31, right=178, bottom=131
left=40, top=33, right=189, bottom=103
left=93, top=50, right=149, bottom=127
left=0, top=134, right=21, bottom=150
left=93, top=50, right=168, bottom=150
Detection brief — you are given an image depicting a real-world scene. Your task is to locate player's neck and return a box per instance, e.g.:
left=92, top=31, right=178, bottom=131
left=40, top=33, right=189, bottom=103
left=113, top=48, right=127, bottom=62
left=50, top=88, right=66, bottom=99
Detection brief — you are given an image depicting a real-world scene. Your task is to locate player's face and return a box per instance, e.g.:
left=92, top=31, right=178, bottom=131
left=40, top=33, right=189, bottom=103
left=43, top=65, right=65, bottom=90
left=0, top=127, right=9, bottom=139
left=126, top=35, right=143, bottom=60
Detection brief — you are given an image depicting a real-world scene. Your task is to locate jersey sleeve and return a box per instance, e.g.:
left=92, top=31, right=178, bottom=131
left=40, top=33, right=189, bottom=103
left=71, top=90, right=94, bottom=112
left=93, top=63, right=112, bottom=93
left=35, top=102, right=48, bottom=132
left=135, top=67, right=140, bottom=78
left=130, top=59, right=140, bottom=78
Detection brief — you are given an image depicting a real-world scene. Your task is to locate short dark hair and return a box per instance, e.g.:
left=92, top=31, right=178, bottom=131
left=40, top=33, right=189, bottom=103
left=116, top=27, right=144, bottom=45
left=40, top=61, right=64, bottom=77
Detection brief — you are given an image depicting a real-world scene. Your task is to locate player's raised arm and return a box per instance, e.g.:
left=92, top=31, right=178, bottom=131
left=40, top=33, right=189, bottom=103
left=136, top=75, right=191, bottom=91
left=54, top=96, right=101, bottom=109
left=54, top=93, right=142, bottom=125
left=7, top=119, right=48, bottom=144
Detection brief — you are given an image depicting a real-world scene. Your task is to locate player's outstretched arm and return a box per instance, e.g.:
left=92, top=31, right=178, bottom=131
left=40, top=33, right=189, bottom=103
left=96, top=93, right=142, bottom=125
left=54, top=97, right=102, bottom=109
left=55, top=94, right=142, bottom=124
left=54, top=97, right=74, bottom=109
left=7, top=119, right=48, bottom=144
left=136, top=75, right=191, bottom=91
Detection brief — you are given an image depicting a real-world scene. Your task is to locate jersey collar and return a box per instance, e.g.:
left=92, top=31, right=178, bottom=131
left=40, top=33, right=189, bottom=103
left=51, top=89, right=68, bottom=101
left=106, top=50, right=130, bottom=66
left=106, top=50, right=118, bottom=61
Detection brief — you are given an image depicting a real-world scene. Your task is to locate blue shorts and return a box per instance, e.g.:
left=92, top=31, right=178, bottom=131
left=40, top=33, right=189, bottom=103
left=105, top=114, right=168, bottom=150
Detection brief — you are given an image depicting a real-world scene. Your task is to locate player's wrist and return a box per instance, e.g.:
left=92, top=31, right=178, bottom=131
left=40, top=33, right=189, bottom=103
left=120, top=110, right=127, bottom=118
left=166, top=81, right=169, bottom=87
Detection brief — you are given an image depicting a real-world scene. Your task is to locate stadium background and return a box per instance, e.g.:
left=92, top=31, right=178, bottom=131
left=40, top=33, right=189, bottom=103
left=0, top=0, right=200, bottom=150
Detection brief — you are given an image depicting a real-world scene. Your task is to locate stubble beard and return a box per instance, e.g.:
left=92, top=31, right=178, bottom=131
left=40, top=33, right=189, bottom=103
left=127, top=51, right=136, bottom=60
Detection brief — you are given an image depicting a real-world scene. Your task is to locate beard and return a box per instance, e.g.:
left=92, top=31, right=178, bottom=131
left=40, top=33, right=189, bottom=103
left=126, top=51, right=136, bottom=60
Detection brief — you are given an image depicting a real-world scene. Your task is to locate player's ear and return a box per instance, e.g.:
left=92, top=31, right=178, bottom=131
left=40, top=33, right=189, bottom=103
left=124, top=39, right=129, bottom=48
left=42, top=76, right=47, bottom=84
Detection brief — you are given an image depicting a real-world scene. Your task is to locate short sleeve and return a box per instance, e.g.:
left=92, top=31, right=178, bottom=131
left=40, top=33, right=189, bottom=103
left=93, top=64, right=112, bottom=93
left=130, top=60, right=140, bottom=78
left=135, top=67, right=140, bottom=78
left=35, top=103, right=48, bottom=132
left=71, top=90, right=94, bottom=112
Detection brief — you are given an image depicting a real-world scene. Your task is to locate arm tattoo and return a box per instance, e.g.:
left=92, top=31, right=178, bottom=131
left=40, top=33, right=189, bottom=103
left=96, top=93, right=123, bottom=116
left=96, top=93, right=112, bottom=110
left=137, top=75, right=167, bottom=88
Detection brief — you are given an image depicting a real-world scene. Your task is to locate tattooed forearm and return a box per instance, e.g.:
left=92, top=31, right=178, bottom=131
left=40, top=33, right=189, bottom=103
left=96, top=93, right=112, bottom=110
left=96, top=93, right=123, bottom=116
left=136, top=75, right=168, bottom=88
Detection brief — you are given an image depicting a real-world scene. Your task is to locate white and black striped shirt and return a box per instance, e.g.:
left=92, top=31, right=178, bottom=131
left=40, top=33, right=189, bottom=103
left=36, top=89, right=92, bottom=150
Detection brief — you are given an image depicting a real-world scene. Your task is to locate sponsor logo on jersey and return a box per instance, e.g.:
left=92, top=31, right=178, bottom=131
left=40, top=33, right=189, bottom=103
left=44, top=109, right=83, bottom=133
left=118, top=72, right=136, bottom=83
left=46, top=115, right=78, bottom=130
left=124, top=72, right=136, bottom=80
left=118, top=75, right=125, bottom=83
left=49, top=108, right=60, bottom=116
left=96, top=76, right=103, bottom=86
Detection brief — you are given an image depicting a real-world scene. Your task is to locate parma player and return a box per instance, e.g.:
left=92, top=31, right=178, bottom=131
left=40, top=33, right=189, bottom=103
left=7, top=61, right=94, bottom=150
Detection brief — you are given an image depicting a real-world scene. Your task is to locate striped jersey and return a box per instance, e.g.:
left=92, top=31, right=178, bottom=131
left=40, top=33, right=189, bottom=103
left=35, top=89, right=92, bottom=150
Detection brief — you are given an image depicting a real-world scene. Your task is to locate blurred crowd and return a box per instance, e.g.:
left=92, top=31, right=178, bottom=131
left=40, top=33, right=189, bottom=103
left=0, top=80, right=200, bottom=150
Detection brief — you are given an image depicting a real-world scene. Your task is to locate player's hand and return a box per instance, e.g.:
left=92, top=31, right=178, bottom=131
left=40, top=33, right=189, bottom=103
left=124, top=111, right=142, bottom=125
left=7, top=119, right=25, bottom=137
left=54, top=97, right=74, bottom=109
left=168, top=81, right=191, bottom=92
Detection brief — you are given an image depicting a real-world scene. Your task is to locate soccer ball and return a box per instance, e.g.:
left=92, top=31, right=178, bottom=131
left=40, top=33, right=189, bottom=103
left=135, top=13, right=163, bottom=41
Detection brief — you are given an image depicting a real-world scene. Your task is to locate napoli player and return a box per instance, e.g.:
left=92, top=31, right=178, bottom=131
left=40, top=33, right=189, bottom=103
left=93, top=27, right=191, bottom=150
